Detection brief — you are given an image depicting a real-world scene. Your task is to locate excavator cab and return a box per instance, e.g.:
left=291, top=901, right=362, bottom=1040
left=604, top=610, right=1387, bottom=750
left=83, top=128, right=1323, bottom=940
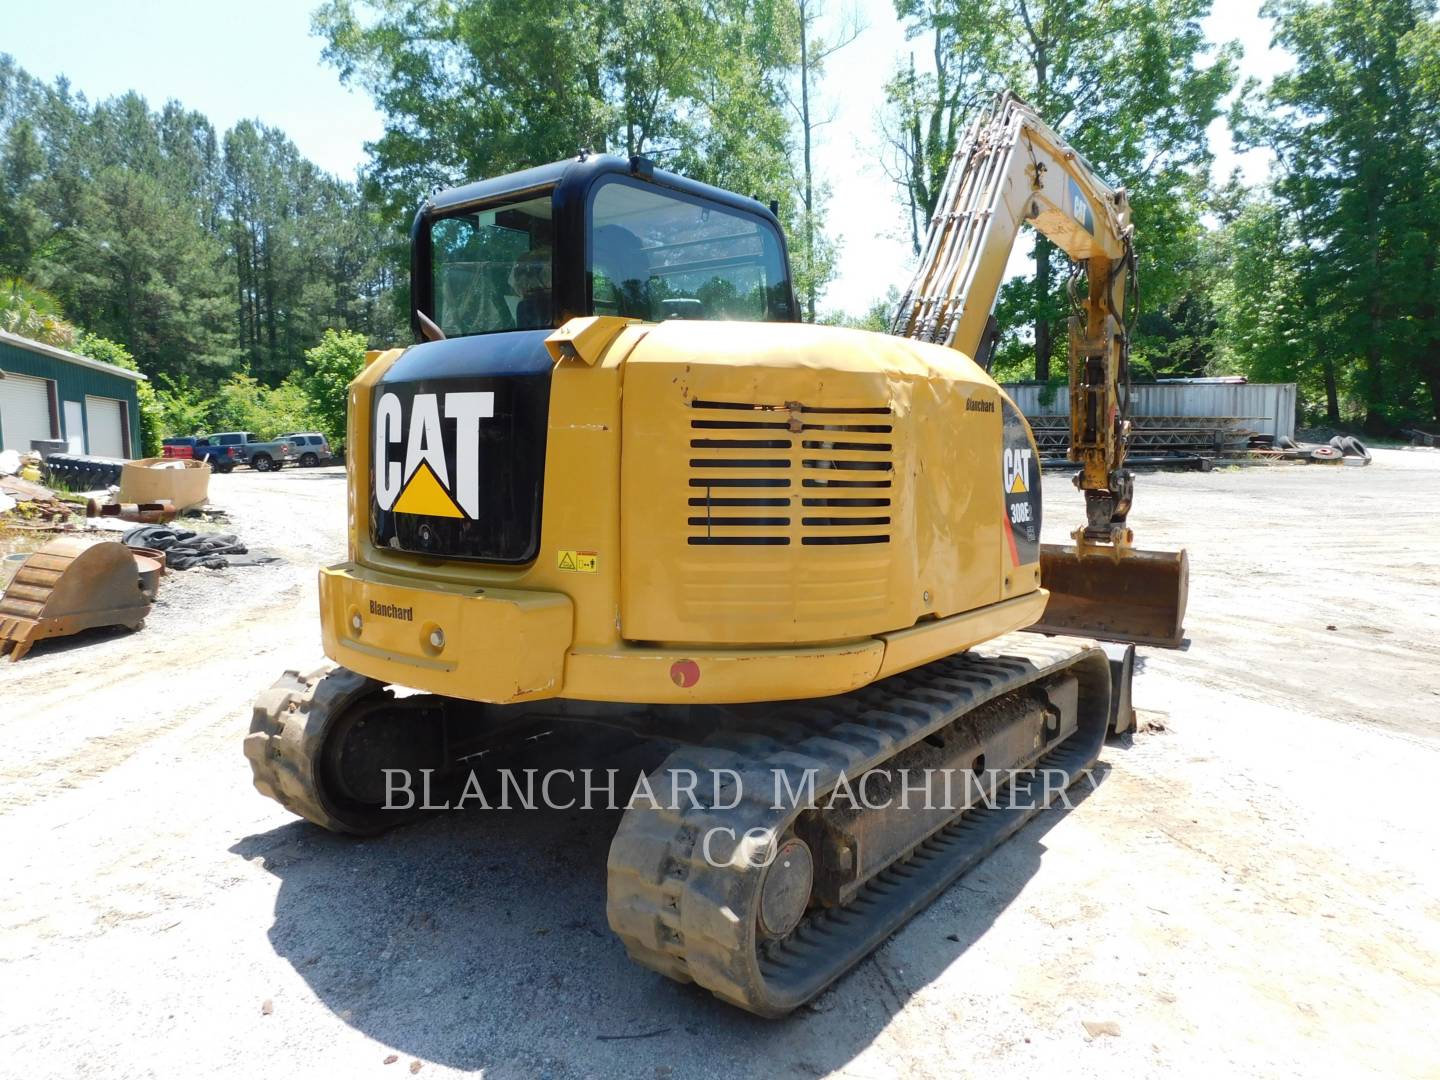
left=410, top=153, right=797, bottom=342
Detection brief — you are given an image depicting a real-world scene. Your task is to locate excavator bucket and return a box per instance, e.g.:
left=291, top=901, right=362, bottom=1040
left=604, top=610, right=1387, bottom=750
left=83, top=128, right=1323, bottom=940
left=0, top=538, right=152, bottom=661
left=1030, top=543, right=1189, bottom=649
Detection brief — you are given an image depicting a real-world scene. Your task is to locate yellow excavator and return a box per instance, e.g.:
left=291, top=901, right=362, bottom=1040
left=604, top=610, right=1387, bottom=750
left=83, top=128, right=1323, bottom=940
left=245, top=92, right=1187, bottom=1016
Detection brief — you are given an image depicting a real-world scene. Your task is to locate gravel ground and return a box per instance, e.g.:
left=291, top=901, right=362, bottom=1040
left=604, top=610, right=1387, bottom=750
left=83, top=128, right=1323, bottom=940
left=2, top=453, right=1438, bottom=1079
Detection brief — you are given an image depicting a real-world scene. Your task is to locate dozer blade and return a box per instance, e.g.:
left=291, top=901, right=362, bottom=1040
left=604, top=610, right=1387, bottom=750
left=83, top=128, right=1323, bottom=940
left=1030, top=543, right=1189, bottom=649
left=0, top=538, right=151, bottom=661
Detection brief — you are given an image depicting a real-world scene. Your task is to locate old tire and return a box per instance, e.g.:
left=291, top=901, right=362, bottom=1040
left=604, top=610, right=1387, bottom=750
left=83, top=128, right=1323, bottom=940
left=300, top=452, right=319, bottom=468
left=244, top=665, right=409, bottom=835
left=217, top=462, right=234, bottom=474
left=251, top=454, right=273, bottom=472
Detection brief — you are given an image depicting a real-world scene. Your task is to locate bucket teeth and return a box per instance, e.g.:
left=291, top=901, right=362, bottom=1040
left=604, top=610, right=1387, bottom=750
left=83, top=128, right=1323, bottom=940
left=0, top=617, right=38, bottom=661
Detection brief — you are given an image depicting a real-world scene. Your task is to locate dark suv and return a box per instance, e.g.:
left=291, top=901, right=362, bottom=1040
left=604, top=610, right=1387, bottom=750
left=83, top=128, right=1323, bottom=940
left=278, top=433, right=334, bottom=468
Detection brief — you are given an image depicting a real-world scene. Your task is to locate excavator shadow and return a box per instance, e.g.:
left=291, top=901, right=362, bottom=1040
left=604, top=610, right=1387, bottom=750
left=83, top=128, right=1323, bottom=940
left=231, top=728, right=1111, bottom=1076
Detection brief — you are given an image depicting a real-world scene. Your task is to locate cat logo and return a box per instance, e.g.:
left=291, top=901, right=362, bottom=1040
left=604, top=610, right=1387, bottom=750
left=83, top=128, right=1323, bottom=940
left=1001, top=399, right=1041, bottom=563
left=1004, top=446, right=1032, bottom=495
left=373, top=390, right=495, bottom=518
left=1067, top=177, right=1095, bottom=235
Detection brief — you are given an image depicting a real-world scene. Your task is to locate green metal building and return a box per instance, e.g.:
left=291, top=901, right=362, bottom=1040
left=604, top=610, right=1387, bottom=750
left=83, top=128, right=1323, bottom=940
left=0, top=329, right=144, bottom=458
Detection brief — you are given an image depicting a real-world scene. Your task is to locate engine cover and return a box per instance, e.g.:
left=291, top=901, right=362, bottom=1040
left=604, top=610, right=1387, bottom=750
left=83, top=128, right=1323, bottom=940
left=616, top=320, right=1040, bottom=645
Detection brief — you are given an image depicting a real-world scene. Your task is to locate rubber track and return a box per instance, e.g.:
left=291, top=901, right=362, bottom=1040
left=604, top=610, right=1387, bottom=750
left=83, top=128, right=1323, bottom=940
left=605, top=632, right=1111, bottom=1016
left=243, top=663, right=394, bottom=835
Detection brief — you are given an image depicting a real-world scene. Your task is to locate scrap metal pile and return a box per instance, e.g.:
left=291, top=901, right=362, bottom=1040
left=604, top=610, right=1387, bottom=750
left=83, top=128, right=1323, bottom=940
left=0, top=473, right=72, bottom=523
left=0, top=526, right=278, bottom=660
left=1025, top=413, right=1254, bottom=461
left=1, top=449, right=276, bottom=660
left=1, top=450, right=73, bottom=521
left=1023, top=416, right=1372, bottom=468
left=1248, top=434, right=1372, bottom=465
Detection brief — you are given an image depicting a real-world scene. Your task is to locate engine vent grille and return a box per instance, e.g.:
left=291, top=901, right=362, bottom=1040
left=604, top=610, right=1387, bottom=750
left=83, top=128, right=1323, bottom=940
left=687, top=399, right=894, bottom=547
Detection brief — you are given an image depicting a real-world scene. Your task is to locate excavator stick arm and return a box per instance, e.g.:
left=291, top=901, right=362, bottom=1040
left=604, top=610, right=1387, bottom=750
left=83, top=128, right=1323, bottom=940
left=892, top=91, right=1188, bottom=647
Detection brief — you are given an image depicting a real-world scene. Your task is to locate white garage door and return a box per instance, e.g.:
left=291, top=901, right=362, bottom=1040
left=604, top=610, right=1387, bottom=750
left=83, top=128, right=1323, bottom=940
left=0, top=372, right=55, bottom=453
left=84, top=395, right=126, bottom=458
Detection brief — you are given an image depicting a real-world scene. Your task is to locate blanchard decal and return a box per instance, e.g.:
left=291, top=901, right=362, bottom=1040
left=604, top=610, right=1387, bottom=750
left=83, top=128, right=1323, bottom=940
left=369, top=600, right=414, bottom=621
left=1001, top=399, right=1042, bottom=565
left=966, top=397, right=996, bottom=413
left=375, top=390, right=495, bottom=519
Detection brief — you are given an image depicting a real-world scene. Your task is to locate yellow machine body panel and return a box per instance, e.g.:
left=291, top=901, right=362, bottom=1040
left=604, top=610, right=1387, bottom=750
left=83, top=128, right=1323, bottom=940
left=619, top=320, right=1031, bottom=642
left=321, top=319, right=1047, bottom=705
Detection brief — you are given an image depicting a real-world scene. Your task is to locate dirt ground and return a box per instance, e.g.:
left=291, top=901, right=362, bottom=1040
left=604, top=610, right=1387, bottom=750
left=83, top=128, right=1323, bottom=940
left=3, top=452, right=1439, bottom=1079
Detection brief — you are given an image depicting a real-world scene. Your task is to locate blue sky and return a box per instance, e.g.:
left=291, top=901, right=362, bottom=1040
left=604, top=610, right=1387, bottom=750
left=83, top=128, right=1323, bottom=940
left=4, top=0, right=1288, bottom=315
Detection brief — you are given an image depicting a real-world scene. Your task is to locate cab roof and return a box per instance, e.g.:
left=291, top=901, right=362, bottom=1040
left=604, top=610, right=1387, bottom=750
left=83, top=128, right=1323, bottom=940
left=421, top=153, right=779, bottom=228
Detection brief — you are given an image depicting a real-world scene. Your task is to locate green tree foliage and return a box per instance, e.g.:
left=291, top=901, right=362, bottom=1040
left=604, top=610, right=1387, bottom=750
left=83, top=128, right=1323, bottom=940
left=299, top=328, right=369, bottom=448
left=883, top=0, right=1238, bottom=379
left=1208, top=182, right=1328, bottom=399
left=313, top=0, right=800, bottom=243
left=0, top=275, right=72, bottom=347
left=222, top=121, right=397, bottom=384
left=0, top=55, right=399, bottom=392
left=0, top=118, right=46, bottom=271
left=149, top=380, right=215, bottom=446
left=49, top=162, right=238, bottom=383
left=203, top=372, right=315, bottom=437
left=782, top=0, right=857, bottom=320
left=881, top=0, right=1008, bottom=254
left=1235, top=0, right=1440, bottom=427
left=820, top=287, right=900, bottom=331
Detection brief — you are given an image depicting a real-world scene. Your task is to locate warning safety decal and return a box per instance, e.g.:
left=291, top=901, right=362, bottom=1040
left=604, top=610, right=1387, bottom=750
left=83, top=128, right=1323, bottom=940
left=557, top=549, right=598, bottom=573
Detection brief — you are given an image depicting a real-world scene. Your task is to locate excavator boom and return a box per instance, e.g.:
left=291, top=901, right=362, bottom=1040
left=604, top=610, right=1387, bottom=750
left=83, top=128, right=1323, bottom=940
left=893, top=92, right=1188, bottom=647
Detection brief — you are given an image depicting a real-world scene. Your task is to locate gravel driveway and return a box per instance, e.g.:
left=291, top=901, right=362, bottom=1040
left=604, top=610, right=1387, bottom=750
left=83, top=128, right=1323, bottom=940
left=3, top=454, right=1438, bottom=1078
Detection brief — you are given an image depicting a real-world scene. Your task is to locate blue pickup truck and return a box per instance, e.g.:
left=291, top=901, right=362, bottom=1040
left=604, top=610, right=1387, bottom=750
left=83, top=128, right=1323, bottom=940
left=161, top=437, right=239, bottom=474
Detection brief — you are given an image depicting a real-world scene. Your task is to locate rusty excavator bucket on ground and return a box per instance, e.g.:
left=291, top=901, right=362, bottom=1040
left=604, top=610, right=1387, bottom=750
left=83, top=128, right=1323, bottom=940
left=1031, top=543, right=1189, bottom=649
left=0, top=538, right=152, bottom=661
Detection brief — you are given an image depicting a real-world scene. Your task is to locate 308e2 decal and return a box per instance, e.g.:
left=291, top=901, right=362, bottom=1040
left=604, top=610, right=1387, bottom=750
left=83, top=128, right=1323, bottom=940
left=1001, top=399, right=1041, bottom=565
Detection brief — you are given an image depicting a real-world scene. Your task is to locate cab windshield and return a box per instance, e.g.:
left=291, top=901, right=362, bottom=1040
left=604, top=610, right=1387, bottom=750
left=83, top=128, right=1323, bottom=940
left=429, top=194, right=553, bottom=336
